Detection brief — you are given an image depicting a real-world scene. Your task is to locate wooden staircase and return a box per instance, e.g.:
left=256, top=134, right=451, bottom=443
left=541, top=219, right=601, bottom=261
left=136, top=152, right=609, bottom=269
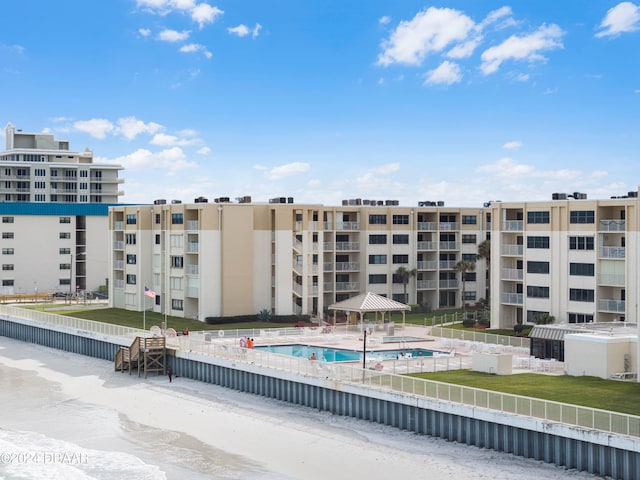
left=114, top=336, right=166, bottom=378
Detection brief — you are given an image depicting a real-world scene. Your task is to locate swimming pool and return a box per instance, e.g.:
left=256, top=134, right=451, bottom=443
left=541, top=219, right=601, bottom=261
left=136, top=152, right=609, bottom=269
left=254, top=344, right=438, bottom=362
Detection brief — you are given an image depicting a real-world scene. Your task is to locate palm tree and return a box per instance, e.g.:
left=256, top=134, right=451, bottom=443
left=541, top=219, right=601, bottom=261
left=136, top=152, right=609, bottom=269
left=394, top=266, right=417, bottom=304
left=453, top=260, right=476, bottom=313
left=476, top=239, right=491, bottom=301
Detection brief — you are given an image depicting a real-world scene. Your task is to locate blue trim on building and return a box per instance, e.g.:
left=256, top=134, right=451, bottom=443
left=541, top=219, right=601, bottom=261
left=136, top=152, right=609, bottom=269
left=0, top=202, right=120, bottom=216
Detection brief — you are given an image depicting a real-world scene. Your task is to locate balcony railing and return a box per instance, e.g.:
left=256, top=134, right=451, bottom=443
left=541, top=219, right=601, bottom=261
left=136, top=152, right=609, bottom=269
left=599, top=219, right=625, bottom=232
left=417, top=222, right=437, bottom=230
left=336, top=241, right=360, bottom=251
left=323, top=242, right=333, bottom=250
left=598, top=299, right=625, bottom=313
left=186, top=243, right=199, bottom=253
left=439, top=280, right=459, bottom=289
left=293, top=238, right=303, bottom=252
left=417, top=279, right=437, bottom=289
left=323, top=282, right=334, bottom=291
left=417, top=260, right=437, bottom=270
left=292, top=283, right=302, bottom=296
left=502, top=292, right=523, bottom=305
left=308, top=221, right=319, bottom=231
left=501, top=268, right=523, bottom=280
left=335, top=262, right=360, bottom=271
left=439, top=222, right=458, bottom=231
left=439, top=241, right=458, bottom=250
left=598, top=273, right=624, bottom=286
left=186, top=220, right=199, bottom=231
left=113, top=241, right=124, bottom=250
left=185, top=287, right=199, bottom=297
left=114, top=221, right=124, bottom=230
left=323, top=221, right=332, bottom=230
left=599, top=246, right=625, bottom=259
left=186, top=264, right=199, bottom=275
left=503, top=220, right=523, bottom=231
left=323, top=262, right=333, bottom=271
left=337, top=222, right=360, bottom=230
left=439, top=260, right=456, bottom=269
left=417, top=241, right=436, bottom=250
left=502, top=244, right=523, bottom=256
left=336, top=281, right=359, bottom=291
left=114, top=279, right=124, bottom=289
left=113, top=260, right=124, bottom=269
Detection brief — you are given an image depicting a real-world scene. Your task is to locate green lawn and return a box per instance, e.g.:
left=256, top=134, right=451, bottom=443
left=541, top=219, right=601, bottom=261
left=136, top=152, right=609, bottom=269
left=409, top=370, right=640, bottom=416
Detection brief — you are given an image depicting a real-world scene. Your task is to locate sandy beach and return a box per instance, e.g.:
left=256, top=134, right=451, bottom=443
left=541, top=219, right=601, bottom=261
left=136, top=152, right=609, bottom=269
left=0, top=336, right=604, bottom=480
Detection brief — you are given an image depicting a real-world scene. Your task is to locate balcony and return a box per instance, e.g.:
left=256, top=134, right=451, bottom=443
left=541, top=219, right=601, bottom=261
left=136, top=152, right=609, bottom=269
left=186, top=220, right=199, bottom=231
left=417, top=222, right=437, bottom=230
left=501, top=292, right=524, bottom=305
left=323, top=221, right=333, bottom=230
left=439, top=241, right=458, bottom=250
left=113, top=260, right=124, bottom=269
left=336, top=241, right=360, bottom=251
left=323, top=282, right=334, bottom=291
left=323, top=262, right=333, bottom=272
left=598, top=273, right=624, bottom=286
left=439, top=279, right=459, bottom=288
left=186, top=242, right=199, bottom=253
left=417, top=279, right=437, bottom=289
left=336, top=221, right=360, bottom=230
left=598, top=299, right=625, bottom=313
left=113, top=241, right=124, bottom=250
left=501, top=268, right=523, bottom=281
left=599, top=246, right=625, bottom=259
left=439, top=222, right=458, bottom=231
left=308, top=221, right=319, bottom=231
left=502, top=244, right=523, bottom=256
left=186, top=264, right=199, bottom=275
left=335, top=261, right=360, bottom=271
left=503, top=220, right=523, bottom=231
left=114, top=221, right=124, bottom=230
left=293, top=238, right=303, bottom=253
left=323, top=242, right=333, bottom=251
left=336, top=281, right=359, bottom=291
left=185, top=287, right=199, bottom=297
left=292, top=283, right=302, bottom=297
left=439, top=260, right=456, bottom=269
left=599, top=219, right=625, bottom=232
left=417, top=241, right=436, bottom=250
left=114, top=280, right=124, bottom=289
left=417, top=260, right=437, bottom=270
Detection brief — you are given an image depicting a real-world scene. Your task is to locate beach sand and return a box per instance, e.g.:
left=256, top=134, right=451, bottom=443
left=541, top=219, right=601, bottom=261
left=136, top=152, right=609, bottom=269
left=0, top=336, right=603, bottom=479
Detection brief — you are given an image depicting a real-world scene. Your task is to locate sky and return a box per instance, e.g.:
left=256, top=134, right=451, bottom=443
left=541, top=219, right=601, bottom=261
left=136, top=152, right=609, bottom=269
left=0, top=0, right=639, bottom=207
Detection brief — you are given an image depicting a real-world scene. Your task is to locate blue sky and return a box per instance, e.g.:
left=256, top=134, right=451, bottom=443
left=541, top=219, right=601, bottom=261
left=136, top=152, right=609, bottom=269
left=1, top=1, right=639, bottom=207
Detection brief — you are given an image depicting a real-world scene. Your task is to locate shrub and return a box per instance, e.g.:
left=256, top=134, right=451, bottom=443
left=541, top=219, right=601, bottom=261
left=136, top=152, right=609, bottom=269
left=257, top=309, right=271, bottom=322
left=478, top=316, right=490, bottom=327
left=462, top=317, right=476, bottom=328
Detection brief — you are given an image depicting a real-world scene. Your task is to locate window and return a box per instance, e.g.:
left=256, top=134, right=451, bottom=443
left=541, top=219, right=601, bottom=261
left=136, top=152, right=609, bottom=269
left=526, top=310, right=549, bottom=323
left=461, top=215, right=477, bottom=225
left=2, top=248, right=14, bottom=255
left=2, top=279, right=14, bottom=287
left=527, top=211, right=550, bottom=224
left=392, top=254, right=408, bottom=264
left=155, top=234, right=161, bottom=245
left=80, top=170, right=88, bottom=177
left=369, top=214, right=387, bottom=225
left=570, top=263, right=594, bottom=276
left=60, top=278, right=70, bottom=286
left=463, top=272, right=477, bottom=282
left=461, top=253, right=476, bottom=262
left=2, top=232, right=14, bottom=239
left=126, top=214, right=137, bottom=225
left=527, top=236, right=549, bottom=249
left=368, top=255, right=387, bottom=265
left=392, top=215, right=409, bottom=225
left=527, top=286, right=549, bottom=298
left=570, top=210, right=595, bottom=224
left=60, top=263, right=71, bottom=270
left=369, top=234, right=387, bottom=245
left=569, top=288, right=594, bottom=302
left=461, top=234, right=476, bottom=244
left=59, top=248, right=71, bottom=254
left=35, top=169, right=46, bottom=176
left=392, top=294, right=405, bottom=302
left=463, top=291, right=476, bottom=300
left=125, top=233, right=136, bottom=245
left=393, top=234, right=409, bottom=244
left=172, top=213, right=184, bottom=225
left=126, top=254, right=137, bottom=265
left=59, top=217, right=71, bottom=224
left=2, top=264, right=14, bottom=271
left=35, top=181, right=46, bottom=189
left=155, top=214, right=161, bottom=224
left=126, top=274, right=137, bottom=285
left=171, top=256, right=184, bottom=269
left=172, top=299, right=184, bottom=311
left=2, top=217, right=14, bottom=224
left=527, top=261, right=549, bottom=274
left=369, top=274, right=387, bottom=284
left=568, top=313, right=594, bottom=323
left=569, top=236, right=594, bottom=250
left=59, top=232, right=71, bottom=239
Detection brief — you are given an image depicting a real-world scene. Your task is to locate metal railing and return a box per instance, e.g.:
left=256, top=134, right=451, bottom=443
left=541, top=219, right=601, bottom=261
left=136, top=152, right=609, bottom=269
left=503, top=220, right=523, bottom=231
left=600, top=246, right=625, bottom=259
left=429, top=326, right=530, bottom=348
left=599, top=220, right=625, bottom=232
left=598, top=299, right=625, bottom=313
left=501, top=292, right=523, bottom=305
left=501, top=268, right=523, bottom=280
left=502, top=244, right=523, bottom=256
left=417, top=222, right=437, bottom=230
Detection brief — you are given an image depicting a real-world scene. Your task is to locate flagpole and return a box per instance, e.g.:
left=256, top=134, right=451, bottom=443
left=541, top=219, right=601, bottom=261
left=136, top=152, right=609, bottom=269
left=143, top=296, right=146, bottom=331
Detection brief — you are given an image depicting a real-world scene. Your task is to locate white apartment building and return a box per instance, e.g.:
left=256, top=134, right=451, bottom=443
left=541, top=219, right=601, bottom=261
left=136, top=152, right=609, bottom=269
left=490, top=190, right=639, bottom=331
left=0, top=123, right=123, bottom=295
left=109, top=198, right=490, bottom=320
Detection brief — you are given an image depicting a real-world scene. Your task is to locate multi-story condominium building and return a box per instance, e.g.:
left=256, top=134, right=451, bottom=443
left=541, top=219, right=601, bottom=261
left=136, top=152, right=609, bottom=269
left=0, top=123, right=123, bottom=295
left=490, top=190, right=638, bottom=330
left=109, top=198, right=490, bottom=320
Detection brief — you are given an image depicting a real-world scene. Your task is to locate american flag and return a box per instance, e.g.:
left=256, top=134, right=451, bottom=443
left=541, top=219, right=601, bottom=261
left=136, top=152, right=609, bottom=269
left=144, top=286, right=156, bottom=298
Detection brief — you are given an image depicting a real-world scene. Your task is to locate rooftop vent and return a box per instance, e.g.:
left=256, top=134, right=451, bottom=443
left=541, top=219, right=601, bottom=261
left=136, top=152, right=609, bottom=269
left=171, top=199, right=182, bottom=204
left=214, top=197, right=230, bottom=203
left=153, top=199, right=167, bottom=205
left=236, top=195, right=252, bottom=203
left=552, top=193, right=567, bottom=200
left=194, top=196, right=208, bottom=203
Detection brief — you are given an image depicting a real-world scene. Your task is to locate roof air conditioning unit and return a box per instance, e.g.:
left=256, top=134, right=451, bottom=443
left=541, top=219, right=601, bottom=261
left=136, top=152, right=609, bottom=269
left=153, top=199, right=166, bottom=205
left=437, top=201, right=444, bottom=207
left=171, top=199, right=182, bottom=204
left=194, top=196, right=208, bottom=203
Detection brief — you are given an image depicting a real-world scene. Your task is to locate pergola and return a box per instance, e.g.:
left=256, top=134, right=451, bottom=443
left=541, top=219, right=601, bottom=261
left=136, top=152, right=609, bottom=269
left=327, top=292, right=412, bottom=330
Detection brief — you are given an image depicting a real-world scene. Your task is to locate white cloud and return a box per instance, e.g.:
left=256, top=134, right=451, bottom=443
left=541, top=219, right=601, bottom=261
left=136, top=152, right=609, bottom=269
left=477, top=6, right=513, bottom=31
left=514, top=73, right=529, bottom=81
left=73, top=119, right=114, bottom=139
left=261, top=162, right=310, bottom=180
left=179, top=43, right=212, bottom=58
left=106, top=147, right=197, bottom=174
left=158, top=29, right=190, bottom=42
left=228, top=24, right=250, bottom=37
left=377, top=7, right=475, bottom=66
left=446, top=37, right=481, bottom=59
left=117, top=117, right=163, bottom=140
left=355, top=163, right=401, bottom=190
left=191, top=4, right=223, bottom=28
left=149, top=132, right=198, bottom=146
left=480, top=24, right=564, bottom=75
left=542, top=87, right=558, bottom=95
left=595, top=2, right=640, bottom=38
left=252, top=23, right=262, bottom=39
left=424, top=61, right=462, bottom=86
left=139, top=28, right=151, bottom=37
left=476, top=157, right=581, bottom=181
left=379, top=16, right=391, bottom=25
left=502, top=140, right=523, bottom=150
left=197, top=146, right=211, bottom=155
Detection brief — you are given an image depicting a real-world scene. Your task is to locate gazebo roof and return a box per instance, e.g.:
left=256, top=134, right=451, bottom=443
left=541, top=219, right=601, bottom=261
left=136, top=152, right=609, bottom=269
left=328, top=292, right=411, bottom=313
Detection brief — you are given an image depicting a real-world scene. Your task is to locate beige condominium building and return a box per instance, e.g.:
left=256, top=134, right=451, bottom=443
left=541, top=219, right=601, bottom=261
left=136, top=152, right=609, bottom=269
left=490, top=190, right=639, bottom=330
left=109, top=197, right=490, bottom=320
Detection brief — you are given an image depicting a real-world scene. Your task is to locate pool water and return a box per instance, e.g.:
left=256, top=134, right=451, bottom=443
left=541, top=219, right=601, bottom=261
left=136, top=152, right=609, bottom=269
left=254, top=344, right=438, bottom=362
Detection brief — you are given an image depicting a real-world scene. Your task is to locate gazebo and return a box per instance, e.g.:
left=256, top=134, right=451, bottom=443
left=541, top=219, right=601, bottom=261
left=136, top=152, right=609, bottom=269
left=327, top=292, right=412, bottom=330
